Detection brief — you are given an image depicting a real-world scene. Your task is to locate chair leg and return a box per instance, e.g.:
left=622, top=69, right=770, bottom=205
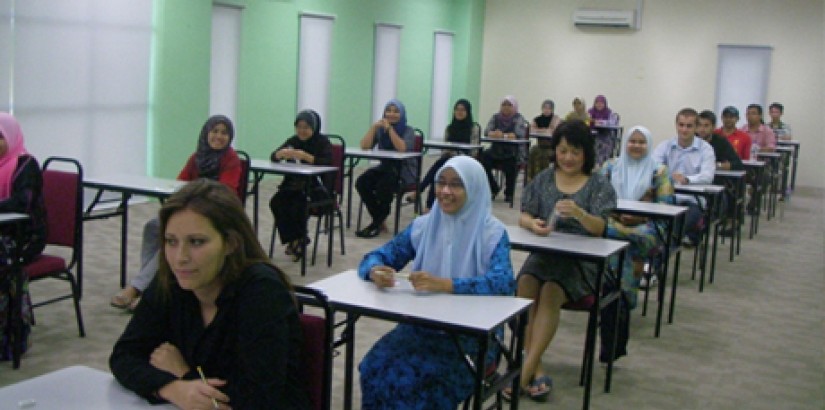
left=579, top=308, right=597, bottom=386
left=311, top=215, right=321, bottom=267
left=326, top=212, right=333, bottom=267
left=269, top=221, right=277, bottom=259
left=337, top=210, right=346, bottom=256
left=357, top=199, right=364, bottom=231
left=67, top=272, right=85, bottom=337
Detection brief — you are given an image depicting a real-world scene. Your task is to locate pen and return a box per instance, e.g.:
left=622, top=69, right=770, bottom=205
left=196, top=366, right=219, bottom=410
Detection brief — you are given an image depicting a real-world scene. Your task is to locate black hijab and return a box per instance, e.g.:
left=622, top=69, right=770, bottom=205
left=446, top=99, right=474, bottom=143
left=195, top=115, right=235, bottom=180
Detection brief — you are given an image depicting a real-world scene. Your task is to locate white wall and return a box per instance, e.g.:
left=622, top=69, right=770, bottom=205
left=481, top=0, right=824, bottom=189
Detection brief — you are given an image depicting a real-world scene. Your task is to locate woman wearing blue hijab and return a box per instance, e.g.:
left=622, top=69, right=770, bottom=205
left=357, top=156, right=515, bottom=409
left=355, top=99, right=417, bottom=238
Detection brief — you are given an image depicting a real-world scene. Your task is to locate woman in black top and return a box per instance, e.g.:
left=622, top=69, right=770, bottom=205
left=0, top=112, right=46, bottom=360
left=416, top=99, right=481, bottom=211
left=269, top=109, right=333, bottom=260
left=110, top=179, right=309, bottom=409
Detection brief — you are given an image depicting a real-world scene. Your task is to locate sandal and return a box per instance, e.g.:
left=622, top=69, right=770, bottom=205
left=127, top=296, right=141, bottom=312
left=526, top=375, right=553, bottom=402
left=110, top=288, right=139, bottom=310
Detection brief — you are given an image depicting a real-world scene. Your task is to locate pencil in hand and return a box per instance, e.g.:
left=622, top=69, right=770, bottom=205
left=196, top=366, right=220, bottom=410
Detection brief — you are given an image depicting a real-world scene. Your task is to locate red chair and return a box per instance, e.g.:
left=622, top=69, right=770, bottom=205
left=235, top=150, right=251, bottom=206
left=25, top=157, right=85, bottom=338
left=294, top=286, right=333, bottom=410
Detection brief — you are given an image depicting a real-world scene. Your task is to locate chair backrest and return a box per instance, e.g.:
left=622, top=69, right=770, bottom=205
left=41, top=157, right=83, bottom=250
left=325, top=135, right=346, bottom=198
left=294, top=286, right=333, bottom=410
left=413, top=128, right=425, bottom=153
left=235, top=150, right=251, bottom=206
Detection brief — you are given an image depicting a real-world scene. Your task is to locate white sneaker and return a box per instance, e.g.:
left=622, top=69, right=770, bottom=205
left=639, top=274, right=658, bottom=289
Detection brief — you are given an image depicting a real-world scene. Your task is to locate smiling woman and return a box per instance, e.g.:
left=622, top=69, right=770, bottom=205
left=110, top=179, right=310, bottom=409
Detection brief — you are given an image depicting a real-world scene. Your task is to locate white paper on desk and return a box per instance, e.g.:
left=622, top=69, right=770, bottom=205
left=385, top=278, right=433, bottom=295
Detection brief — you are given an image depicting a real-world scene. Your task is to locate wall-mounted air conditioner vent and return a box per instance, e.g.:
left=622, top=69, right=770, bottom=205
left=573, top=9, right=636, bottom=28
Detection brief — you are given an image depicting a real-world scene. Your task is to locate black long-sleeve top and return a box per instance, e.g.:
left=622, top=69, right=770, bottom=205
left=110, top=263, right=310, bottom=409
left=0, top=154, right=46, bottom=262
left=705, top=133, right=744, bottom=171
left=270, top=134, right=333, bottom=192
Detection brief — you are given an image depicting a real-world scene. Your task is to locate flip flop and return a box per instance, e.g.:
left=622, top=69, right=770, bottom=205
left=527, top=375, right=553, bottom=402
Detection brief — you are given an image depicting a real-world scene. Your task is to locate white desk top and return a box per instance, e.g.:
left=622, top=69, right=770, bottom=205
left=422, top=141, right=483, bottom=151
left=0, top=213, right=29, bottom=224
left=615, top=199, right=687, bottom=217
left=755, top=152, right=781, bottom=158
left=674, top=184, right=726, bottom=194
left=528, top=132, right=554, bottom=140
left=308, top=270, right=531, bottom=333
left=714, top=170, right=747, bottom=178
left=480, top=137, right=530, bottom=145
left=742, top=160, right=766, bottom=167
left=0, top=365, right=174, bottom=409
left=774, top=146, right=794, bottom=152
left=344, top=148, right=422, bottom=160
left=506, top=225, right=627, bottom=260
left=84, top=174, right=185, bottom=197
left=776, top=140, right=800, bottom=146
left=249, top=159, right=338, bottom=175
left=592, top=124, right=622, bottom=130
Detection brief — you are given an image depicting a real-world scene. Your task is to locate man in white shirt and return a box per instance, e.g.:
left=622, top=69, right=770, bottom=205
left=653, top=108, right=716, bottom=246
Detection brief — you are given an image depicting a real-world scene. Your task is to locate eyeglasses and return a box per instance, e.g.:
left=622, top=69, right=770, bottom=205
left=435, top=180, right=464, bottom=191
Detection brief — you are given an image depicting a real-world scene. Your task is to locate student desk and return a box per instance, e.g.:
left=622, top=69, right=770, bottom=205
left=674, top=184, right=725, bottom=293
left=0, top=365, right=174, bottom=409
left=742, top=160, right=766, bottom=238
left=343, top=148, right=422, bottom=234
left=506, top=226, right=628, bottom=410
left=83, top=174, right=185, bottom=289
left=0, top=212, right=31, bottom=369
left=247, top=160, right=338, bottom=276
left=307, top=270, right=532, bottom=410
left=422, top=140, right=483, bottom=155
left=714, top=169, right=747, bottom=262
left=776, top=140, right=800, bottom=191
left=615, top=200, right=688, bottom=337
left=774, top=145, right=794, bottom=201
left=528, top=131, right=554, bottom=142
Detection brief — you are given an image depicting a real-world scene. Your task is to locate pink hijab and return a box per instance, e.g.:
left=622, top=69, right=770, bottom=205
left=0, top=113, right=29, bottom=199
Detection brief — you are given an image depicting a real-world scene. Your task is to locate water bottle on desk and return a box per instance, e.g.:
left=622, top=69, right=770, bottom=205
left=750, top=143, right=759, bottom=160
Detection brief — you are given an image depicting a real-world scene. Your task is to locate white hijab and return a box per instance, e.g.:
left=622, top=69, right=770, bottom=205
left=410, top=156, right=505, bottom=279
left=611, top=126, right=659, bottom=201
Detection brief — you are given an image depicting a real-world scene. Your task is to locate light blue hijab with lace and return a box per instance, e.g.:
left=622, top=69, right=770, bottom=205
left=611, top=125, right=658, bottom=200
left=409, top=156, right=505, bottom=279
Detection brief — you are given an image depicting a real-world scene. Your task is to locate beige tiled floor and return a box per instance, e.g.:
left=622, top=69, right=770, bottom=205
left=1, top=159, right=823, bottom=409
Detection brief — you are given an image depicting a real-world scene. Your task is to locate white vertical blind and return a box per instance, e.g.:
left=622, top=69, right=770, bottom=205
left=372, top=23, right=401, bottom=122
left=210, top=4, right=241, bottom=126
left=0, top=0, right=12, bottom=112
left=429, top=31, right=453, bottom=141
left=715, top=45, right=773, bottom=128
left=2, top=0, right=152, bottom=176
left=297, top=13, right=334, bottom=132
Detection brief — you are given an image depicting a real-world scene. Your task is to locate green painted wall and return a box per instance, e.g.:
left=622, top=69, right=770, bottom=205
left=149, top=0, right=485, bottom=177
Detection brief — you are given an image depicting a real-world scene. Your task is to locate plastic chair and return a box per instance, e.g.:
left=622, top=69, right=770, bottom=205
left=25, top=157, right=85, bottom=339
left=294, top=286, right=334, bottom=410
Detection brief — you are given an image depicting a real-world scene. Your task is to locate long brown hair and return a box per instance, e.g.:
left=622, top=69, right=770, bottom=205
left=156, top=179, right=293, bottom=297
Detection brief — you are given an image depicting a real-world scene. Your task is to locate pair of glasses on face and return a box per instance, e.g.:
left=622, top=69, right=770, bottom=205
left=435, top=180, right=464, bottom=191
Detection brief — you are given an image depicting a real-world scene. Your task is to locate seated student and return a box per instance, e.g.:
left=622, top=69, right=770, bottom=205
left=0, top=113, right=47, bottom=360
left=652, top=108, right=716, bottom=247
left=480, top=96, right=527, bottom=203
left=601, top=126, right=674, bottom=308
left=414, top=99, right=480, bottom=212
left=565, top=97, right=591, bottom=125
left=768, top=102, right=792, bottom=140
left=269, top=109, right=332, bottom=261
left=526, top=99, right=561, bottom=183
left=513, top=121, right=616, bottom=402
left=110, top=179, right=309, bottom=409
left=716, top=106, right=753, bottom=160
left=741, top=104, right=776, bottom=153
left=589, top=94, right=620, bottom=166
left=358, top=156, right=514, bottom=409
left=110, top=115, right=242, bottom=311
left=698, top=110, right=744, bottom=171
left=355, top=99, right=416, bottom=238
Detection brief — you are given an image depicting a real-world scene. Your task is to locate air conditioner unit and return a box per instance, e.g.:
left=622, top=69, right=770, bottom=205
left=573, top=9, right=636, bottom=28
